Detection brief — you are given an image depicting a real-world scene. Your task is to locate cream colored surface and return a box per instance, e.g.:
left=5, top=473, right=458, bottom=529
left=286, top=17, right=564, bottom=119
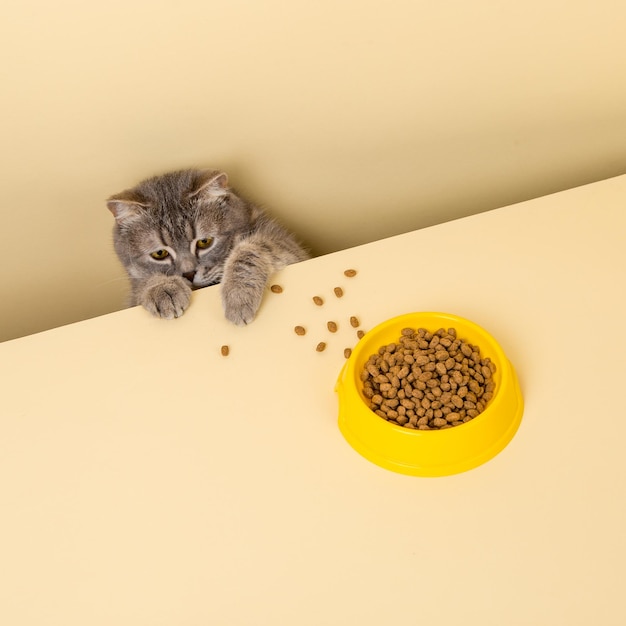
left=2, top=1, right=626, bottom=341
left=1, top=176, right=625, bottom=625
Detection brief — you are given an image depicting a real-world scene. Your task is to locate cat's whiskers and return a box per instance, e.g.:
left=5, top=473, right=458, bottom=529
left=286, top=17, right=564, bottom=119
left=93, top=274, right=131, bottom=288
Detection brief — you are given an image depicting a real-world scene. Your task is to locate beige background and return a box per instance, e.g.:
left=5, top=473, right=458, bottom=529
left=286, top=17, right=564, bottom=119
left=2, top=0, right=626, bottom=342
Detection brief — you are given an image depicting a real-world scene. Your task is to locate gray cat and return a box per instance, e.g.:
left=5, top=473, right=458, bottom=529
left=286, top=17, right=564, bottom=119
left=107, top=169, right=309, bottom=324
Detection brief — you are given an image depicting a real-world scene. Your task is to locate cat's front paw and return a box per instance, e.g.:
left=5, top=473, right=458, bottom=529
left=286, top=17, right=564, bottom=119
left=221, top=282, right=264, bottom=326
left=138, top=275, right=192, bottom=320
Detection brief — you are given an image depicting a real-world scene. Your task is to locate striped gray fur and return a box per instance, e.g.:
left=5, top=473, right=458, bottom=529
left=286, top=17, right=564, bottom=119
left=107, top=169, right=309, bottom=324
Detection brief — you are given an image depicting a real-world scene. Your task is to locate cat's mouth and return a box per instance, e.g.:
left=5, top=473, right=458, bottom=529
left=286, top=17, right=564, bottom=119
left=190, top=280, right=220, bottom=290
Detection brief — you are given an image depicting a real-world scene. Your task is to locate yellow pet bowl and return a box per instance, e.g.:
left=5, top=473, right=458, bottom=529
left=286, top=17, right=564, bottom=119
left=336, top=312, right=523, bottom=477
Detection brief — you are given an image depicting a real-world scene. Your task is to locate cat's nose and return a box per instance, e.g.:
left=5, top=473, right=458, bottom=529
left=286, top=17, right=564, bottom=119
left=182, top=271, right=196, bottom=283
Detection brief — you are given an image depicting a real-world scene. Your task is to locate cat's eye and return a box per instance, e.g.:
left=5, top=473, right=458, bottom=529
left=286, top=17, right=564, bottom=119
left=150, top=249, right=169, bottom=260
left=196, top=237, right=213, bottom=250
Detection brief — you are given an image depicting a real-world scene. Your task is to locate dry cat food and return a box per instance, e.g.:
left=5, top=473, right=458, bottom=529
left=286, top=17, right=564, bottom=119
left=334, top=287, right=344, bottom=298
left=344, top=269, right=357, bottom=277
left=344, top=348, right=352, bottom=359
left=350, top=316, right=360, bottom=328
left=294, top=325, right=306, bottom=336
left=360, top=327, right=496, bottom=430
left=357, top=330, right=366, bottom=339
left=270, top=284, right=283, bottom=293
left=312, top=296, right=324, bottom=306
left=316, top=341, right=327, bottom=352
left=220, top=345, right=230, bottom=357
left=327, top=321, right=338, bottom=333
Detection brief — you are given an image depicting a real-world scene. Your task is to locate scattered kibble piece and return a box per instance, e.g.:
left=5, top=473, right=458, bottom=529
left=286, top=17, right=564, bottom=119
left=220, top=345, right=230, bottom=356
left=270, top=284, right=283, bottom=293
left=334, top=287, right=344, bottom=298
left=344, top=269, right=357, bottom=277
left=361, top=327, right=496, bottom=430
left=316, top=342, right=327, bottom=352
left=357, top=330, right=365, bottom=339
left=350, top=316, right=360, bottom=328
left=344, top=348, right=352, bottom=359
left=313, top=296, right=324, bottom=306
left=327, top=321, right=338, bottom=333
left=294, top=326, right=306, bottom=336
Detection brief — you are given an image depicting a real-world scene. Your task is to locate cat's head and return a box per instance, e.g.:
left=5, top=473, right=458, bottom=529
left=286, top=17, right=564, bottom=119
left=107, top=169, right=252, bottom=289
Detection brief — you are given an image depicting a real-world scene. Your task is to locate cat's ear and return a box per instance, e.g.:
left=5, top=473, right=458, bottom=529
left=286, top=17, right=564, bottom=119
left=188, top=170, right=230, bottom=200
left=106, top=192, right=147, bottom=225
left=106, top=199, right=144, bottom=224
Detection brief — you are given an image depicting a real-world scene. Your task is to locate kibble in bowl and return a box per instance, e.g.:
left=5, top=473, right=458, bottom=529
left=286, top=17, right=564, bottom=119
left=362, top=327, right=496, bottom=430
left=335, top=312, right=523, bottom=477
